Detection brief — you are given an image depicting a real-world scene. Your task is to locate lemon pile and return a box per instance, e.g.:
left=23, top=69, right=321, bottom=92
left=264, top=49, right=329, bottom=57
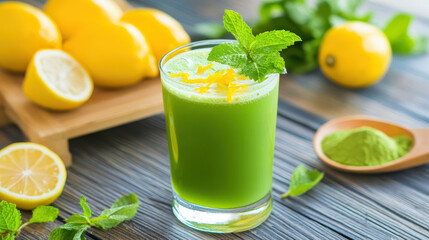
left=0, top=0, right=190, bottom=209
left=0, top=0, right=190, bottom=110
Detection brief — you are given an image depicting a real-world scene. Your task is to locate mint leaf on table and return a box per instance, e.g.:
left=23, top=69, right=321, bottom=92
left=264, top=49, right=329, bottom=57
left=208, top=9, right=301, bottom=82
left=282, top=165, right=324, bottom=198
left=49, top=223, right=90, bottom=240
left=49, top=193, right=139, bottom=240
left=0, top=201, right=59, bottom=239
left=91, top=193, right=139, bottom=230
left=0, top=201, right=21, bottom=233
left=384, top=13, right=428, bottom=54
left=28, top=206, right=59, bottom=224
left=79, top=196, right=92, bottom=220
left=67, top=214, right=89, bottom=224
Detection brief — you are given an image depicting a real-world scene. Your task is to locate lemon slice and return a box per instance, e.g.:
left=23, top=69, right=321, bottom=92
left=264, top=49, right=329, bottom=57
left=23, top=49, right=93, bottom=110
left=0, top=143, right=66, bottom=210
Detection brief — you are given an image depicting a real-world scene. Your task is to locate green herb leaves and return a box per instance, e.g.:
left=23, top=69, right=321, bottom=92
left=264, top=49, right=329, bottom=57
left=384, top=13, right=428, bottom=54
left=91, top=193, right=139, bottom=230
left=251, top=30, right=300, bottom=54
left=79, top=196, right=92, bottom=220
left=0, top=201, right=21, bottom=238
left=282, top=166, right=324, bottom=198
left=208, top=42, right=248, bottom=68
left=28, top=206, right=59, bottom=224
left=223, top=10, right=255, bottom=49
left=0, top=194, right=139, bottom=239
left=208, top=10, right=300, bottom=82
left=254, top=0, right=375, bottom=74
left=50, top=193, right=139, bottom=240
left=0, top=201, right=58, bottom=240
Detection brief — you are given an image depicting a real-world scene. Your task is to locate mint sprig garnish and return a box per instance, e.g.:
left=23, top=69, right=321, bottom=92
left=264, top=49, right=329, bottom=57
left=49, top=193, right=139, bottom=240
left=208, top=10, right=301, bottom=82
left=0, top=201, right=58, bottom=239
left=282, top=165, right=324, bottom=198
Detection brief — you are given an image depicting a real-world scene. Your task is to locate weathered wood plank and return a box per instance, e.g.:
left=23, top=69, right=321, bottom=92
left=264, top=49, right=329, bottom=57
left=280, top=67, right=429, bottom=127
left=8, top=102, right=426, bottom=239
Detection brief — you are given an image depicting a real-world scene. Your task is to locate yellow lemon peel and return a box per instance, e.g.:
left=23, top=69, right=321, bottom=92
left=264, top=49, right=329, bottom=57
left=195, top=86, right=210, bottom=94
left=170, top=72, right=190, bottom=79
left=226, top=82, right=248, bottom=102
left=197, top=63, right=214, bottom=74
left=170, top=64, right=249, bottom=102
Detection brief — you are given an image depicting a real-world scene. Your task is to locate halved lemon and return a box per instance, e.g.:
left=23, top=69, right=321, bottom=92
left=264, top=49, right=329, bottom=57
left=23, top=49, right=93, bottom=111
left=0, top=143, right=67, bottom=210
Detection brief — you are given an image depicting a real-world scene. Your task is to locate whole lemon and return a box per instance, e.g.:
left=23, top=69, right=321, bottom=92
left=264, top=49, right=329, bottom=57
left=319, top=21, right=392, bottom=88
left=63, top=21, right=152, bottom=87
left=0, top=1, right=61, bottom=72
left=44, top=0, right=123, bottom=40
left=121, top=9, right=190, bottom=62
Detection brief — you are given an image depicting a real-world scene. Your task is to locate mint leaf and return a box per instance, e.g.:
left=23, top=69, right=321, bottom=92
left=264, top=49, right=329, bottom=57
left=49, top=223, right=89, bottom=240
left=91, top=193, right=139, bottom=230
left=66, top=214, right=89, bottom=224
left=241, top=61, right=262, bottom=82
left=51, top=193, right=139, bottom=240
left=243, top=53, right=285, bottom=82
left=79, top=197, right=91, bottom=220
left=251, top=30, right=301, bottom=54
left=384, top=13, right=428, bottom=54
left=28, top=206, right=59, bottom=224
left=0, top=201, right=21, bottom=233
left=210, top=10, right=300, bottom=81
left=109, top=193, right=139, bottom=209
left=0, top=201, right=61, bottom=239
left=282, top=166, right=324, bottom=198
left=223, top=9, right=255, bottom=49
left=3, top=234, right=15, bottom=240
left=208, top=42, right=248, bottom=68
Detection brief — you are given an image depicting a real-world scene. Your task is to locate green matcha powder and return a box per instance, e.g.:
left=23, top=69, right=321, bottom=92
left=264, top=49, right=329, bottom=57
left=321, top=127, right=413, bottom=166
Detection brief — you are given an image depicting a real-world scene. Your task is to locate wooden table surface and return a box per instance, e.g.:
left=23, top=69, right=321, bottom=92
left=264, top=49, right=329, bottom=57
left=1, top=0, right=428, bottom=239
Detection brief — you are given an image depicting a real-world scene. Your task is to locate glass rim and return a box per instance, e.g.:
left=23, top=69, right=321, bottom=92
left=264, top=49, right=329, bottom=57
left=158, top=39, right=280, bottom=104
left=159, top=39, right=236, bottom=76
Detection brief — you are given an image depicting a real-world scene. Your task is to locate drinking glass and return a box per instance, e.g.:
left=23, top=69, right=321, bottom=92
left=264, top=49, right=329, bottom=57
left=160, top=40, right=279, bottom=233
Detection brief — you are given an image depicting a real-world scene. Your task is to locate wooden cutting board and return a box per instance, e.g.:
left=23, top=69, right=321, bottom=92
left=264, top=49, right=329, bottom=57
left=0, top=70, right=163, bottom=167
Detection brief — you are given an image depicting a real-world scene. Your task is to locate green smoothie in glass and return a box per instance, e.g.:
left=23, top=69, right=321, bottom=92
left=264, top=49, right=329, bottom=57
left=159, top=10, right=300, bottom=233
left=163, top=48, right=278, bottom=209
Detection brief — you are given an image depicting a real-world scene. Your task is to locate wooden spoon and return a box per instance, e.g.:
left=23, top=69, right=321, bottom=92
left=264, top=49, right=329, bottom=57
left=313, top=115, right=429, bottom=173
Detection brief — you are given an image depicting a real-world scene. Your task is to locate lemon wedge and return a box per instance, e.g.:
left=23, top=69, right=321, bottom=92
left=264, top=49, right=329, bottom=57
left=23, top=49, right=93, bottom=110
left=0, top=143, right=67, bottom=210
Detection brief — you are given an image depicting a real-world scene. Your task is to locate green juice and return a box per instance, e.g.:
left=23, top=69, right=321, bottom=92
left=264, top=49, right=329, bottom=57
left=162, top=49, right=279, bottom=209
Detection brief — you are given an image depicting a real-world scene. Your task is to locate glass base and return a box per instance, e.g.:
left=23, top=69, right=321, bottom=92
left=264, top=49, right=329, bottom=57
left=172, top=190, right=272, bottom=233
